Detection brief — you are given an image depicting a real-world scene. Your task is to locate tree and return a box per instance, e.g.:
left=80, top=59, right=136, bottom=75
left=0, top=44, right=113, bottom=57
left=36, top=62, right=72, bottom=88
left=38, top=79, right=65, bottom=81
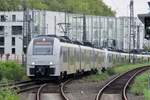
left=27, top=0, right=48, bottom=10
left=0, top=0, right=115, bottom=16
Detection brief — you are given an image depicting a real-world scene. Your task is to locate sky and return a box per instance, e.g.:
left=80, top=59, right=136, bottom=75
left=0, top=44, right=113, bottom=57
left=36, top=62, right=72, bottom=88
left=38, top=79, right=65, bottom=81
left=103, top=0, right=150, bottom=17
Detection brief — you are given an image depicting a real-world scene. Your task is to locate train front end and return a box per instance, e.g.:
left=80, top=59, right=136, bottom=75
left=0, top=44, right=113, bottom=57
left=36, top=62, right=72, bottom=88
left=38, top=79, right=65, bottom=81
left=26, top=36, right=60, bottom=80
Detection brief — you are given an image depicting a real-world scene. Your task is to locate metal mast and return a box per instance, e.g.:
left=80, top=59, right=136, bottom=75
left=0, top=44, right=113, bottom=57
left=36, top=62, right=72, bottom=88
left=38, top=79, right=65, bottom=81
left=129, top=0, right=135, bottom=63
left=23, top=0, right=31, bottom=53
left=82, top=14, right=86, bottom=42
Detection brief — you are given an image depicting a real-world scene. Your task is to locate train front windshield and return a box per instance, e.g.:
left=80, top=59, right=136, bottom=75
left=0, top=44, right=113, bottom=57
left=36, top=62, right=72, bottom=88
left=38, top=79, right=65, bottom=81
left=33, top=37, right=54, bottom=55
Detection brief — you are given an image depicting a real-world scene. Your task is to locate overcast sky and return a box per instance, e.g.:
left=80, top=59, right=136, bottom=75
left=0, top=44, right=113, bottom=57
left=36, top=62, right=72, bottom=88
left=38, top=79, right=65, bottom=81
left=103, top=0, right=150, bottom=17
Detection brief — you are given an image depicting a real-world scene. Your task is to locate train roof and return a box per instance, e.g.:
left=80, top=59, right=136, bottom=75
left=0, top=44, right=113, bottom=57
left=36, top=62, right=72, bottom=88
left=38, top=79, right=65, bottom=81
left=34, top=35, right=94, bottom=47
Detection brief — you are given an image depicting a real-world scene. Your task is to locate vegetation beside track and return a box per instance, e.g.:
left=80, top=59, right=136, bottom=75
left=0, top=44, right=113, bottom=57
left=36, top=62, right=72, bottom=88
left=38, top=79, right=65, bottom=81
left=129, top=70, right=150, bottom=100
left=83, top=62, right=150, bottom=82
left=83, top=62, right=150, bottom=99
left=0, top=61, right=26, bottom=82
left=0, top=61, right=26, bottom=100
left=109, top=62, right=150, bottom=74
left=83, top=72, right=109, bottom=82
left=0, top=87, right=19, bottom=100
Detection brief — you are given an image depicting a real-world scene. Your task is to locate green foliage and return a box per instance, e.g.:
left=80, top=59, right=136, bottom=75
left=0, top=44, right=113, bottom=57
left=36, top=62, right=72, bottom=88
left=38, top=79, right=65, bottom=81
left=52, top=0, right=116, bottom=16
left=27, top=0, right=48, bottom=10
left=83, top=63, right=150, bottom=82
left=129, top=71, right=150, bottom=98
left=144, top=89, right=150, bottom=100
left=107, top=68, right=115, bottom=75
left=0, top=61, right=25, bottom=81
left=111, top=63, right=150, bottom=74
left=130, top=72, right=149, bottom=95
left=0, top=87, right=19, bottom=100
left=83, top=72, right=109, bottom=82
left=0, top=0, right=21, bottom=11
left=0, top=0, right=115, bottom=16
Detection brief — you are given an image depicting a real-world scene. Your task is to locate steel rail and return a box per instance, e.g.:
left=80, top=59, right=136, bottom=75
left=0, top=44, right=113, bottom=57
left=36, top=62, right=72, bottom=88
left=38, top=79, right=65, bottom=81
left=36, top=83, right=47, bottom=100
left=122, top=67, right=148, bottom=100
left=60, top=79, right=73, bottom=100
left=95, top=66, right=150, bottom=100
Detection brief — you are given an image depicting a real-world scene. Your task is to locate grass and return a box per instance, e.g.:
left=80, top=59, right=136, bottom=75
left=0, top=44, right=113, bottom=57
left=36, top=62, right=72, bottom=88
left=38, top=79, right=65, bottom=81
left=144, top=89, right=150, bottom=100
left=111, top=62, right=150, bottom=74
left=83, top=62, right=150, bottom=82
left=0, top=87, right=20, bottom=100
left=83, top=62, right=150, bottom=100
left=129, top=70, right=150, bottom=100
left=0, top=61, right=27, bottom=81
left=83, top=71, right=109, bottom=82
left=130, top=71, right=149, bottom=95
left=0, top=61, right=26, bottom=100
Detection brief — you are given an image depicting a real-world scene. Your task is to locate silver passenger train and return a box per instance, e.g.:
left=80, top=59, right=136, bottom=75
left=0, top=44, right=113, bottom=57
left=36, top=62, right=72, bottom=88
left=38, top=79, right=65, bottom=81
left=26, top=35, right=150, bottom=80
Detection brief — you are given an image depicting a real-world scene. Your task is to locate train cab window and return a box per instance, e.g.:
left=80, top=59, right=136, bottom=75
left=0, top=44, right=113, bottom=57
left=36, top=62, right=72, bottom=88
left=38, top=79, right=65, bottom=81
left=33, top=37, right=54, bottom=55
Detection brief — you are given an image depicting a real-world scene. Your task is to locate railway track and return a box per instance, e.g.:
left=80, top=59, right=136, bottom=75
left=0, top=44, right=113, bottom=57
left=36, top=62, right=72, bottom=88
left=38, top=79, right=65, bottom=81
left=0, top=80, right=41, bottom=94
left=95, top=66, right=150, bottom=100
left=0, top=78, right=73, bottom=100
left=35, top=79, right=73, bottom=100
left=0, top=80, right=34, bottom=87
left=0, top=80, right=42, bottom=96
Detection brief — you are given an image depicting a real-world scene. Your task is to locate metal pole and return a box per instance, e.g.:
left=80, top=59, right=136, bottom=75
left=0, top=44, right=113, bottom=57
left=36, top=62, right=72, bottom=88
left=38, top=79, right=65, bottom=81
left=75, top=17, right=77, bottom=40
left=107, top=17, right=109, bottom=49
left=82, top=14, right=86, bottom=42
left=129, top=4, right=131, bottom=63
left=22, top=0, right=27, bottom=66
left=64, top=11, right=67, bottom=36
left=137, top=25, right=140, bottom=50
left=54, top=16, right=56, bottom=35
left=129, top=0, right=134, bottom=63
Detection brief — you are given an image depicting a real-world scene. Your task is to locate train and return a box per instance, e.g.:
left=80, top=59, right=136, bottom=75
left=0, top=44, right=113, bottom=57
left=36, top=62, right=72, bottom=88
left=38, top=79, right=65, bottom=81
left=26, top=35, right=150, bottom=80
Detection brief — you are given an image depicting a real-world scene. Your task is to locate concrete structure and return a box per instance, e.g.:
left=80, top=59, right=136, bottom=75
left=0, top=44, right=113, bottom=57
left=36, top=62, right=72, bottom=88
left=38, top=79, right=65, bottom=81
left=67, top=14, right=144, bottom=51
left=0, top=11, right=23, bottom=62
left=0, top=11, right=65, bottom=62
left=0, top=10, right=146, bottom=62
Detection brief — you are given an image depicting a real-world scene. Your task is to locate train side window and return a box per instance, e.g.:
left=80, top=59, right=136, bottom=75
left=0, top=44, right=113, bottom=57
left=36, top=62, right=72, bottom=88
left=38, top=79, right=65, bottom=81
left=108, top=54, right=112, bottom=62
left=63, top=47, right=67, bottom=62
left=69, top=48, right=73, bottom=65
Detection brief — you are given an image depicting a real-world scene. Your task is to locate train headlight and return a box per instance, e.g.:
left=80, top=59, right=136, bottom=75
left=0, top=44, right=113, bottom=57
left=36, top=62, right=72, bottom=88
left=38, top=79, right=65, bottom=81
left=32, top=62, right=35, bottom=65
left=50, top=62, right=53, bottom=66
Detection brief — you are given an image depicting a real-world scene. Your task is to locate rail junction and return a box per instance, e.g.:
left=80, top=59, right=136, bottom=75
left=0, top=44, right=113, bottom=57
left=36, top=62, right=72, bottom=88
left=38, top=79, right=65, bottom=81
left=0, top=66, right=150, bottom=100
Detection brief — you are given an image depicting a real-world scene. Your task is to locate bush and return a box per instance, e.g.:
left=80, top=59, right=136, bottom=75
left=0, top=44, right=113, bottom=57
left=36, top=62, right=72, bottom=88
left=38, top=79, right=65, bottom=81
left=107, top=68, right=115, bottom=75
left=130, top=71, right=149, bottom=95
left=144, top=89, right=150, bottom=100
left=111, top=63, right=150, bottom=74
left=83, top=72, right=109, bottom=82
left=0, top=88, right=19, bottom=100
left=0, top=61, right=25, bottom=81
